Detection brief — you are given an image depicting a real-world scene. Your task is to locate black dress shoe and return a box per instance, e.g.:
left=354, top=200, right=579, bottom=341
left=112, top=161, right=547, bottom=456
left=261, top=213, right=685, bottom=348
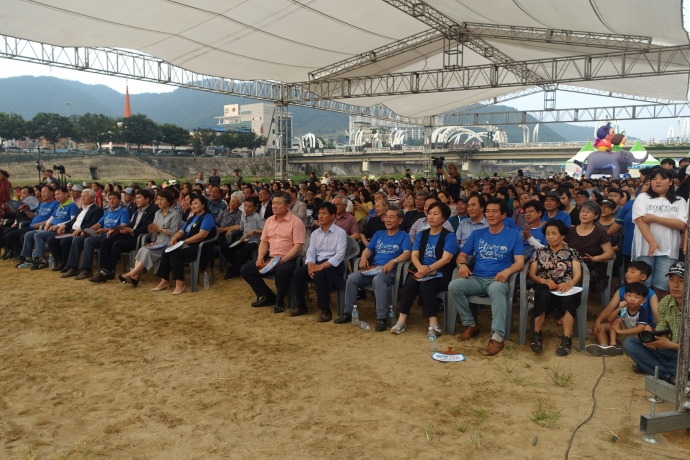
left=274, top=303, right=285, bottom=314
left=88, top=272, right=108, bottom=283
left=52, top=263, right=66, bottom=272
left=251, top=295, right=277, bottom=307
left=60, top=266, right=70, bottom=273
left=334, top=314, right=352, bottom=324
left=317, top=310, right=332, bottom=322
left=375, top=318, right=387, bottom=332
left=223, top=272, right=233, bottom=280
left=289, top=305, right=308, bottom=317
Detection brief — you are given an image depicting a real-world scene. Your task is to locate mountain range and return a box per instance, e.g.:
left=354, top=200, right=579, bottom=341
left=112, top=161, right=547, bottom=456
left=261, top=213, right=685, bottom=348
left=0, top=76, right=595, bottom=142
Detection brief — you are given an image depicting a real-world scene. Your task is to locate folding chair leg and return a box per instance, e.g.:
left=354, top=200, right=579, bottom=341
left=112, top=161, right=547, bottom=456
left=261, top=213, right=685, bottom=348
left=337, top=289, right=345, bottom=317
left=191, top=263, right=198, bottom=292
left=442, top=293, right=454, bottom=336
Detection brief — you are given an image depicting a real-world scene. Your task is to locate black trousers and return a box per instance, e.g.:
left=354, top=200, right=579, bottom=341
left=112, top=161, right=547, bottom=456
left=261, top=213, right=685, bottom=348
left=399, top=271, right=452, bottom=317
left=0, top=223, right=15, bottom=253
left=292, top=261, right=341, bottom=311
left=99, top=234, right=136, bottom=273
left=533, top=283, right=580, bottom=319
left=219, top=241, right=257, bottom=276
left=240, top=257, right=297, bottom=304
left=155, top=244, right=200, bottom=282
left=47, top=235, right=74, bottom=265
left=6, top=226, right=32, bottom=256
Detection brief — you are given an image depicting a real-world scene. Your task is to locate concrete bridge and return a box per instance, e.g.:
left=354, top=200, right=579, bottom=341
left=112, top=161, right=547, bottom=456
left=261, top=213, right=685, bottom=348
left=288, top=142, right=681, bottom=175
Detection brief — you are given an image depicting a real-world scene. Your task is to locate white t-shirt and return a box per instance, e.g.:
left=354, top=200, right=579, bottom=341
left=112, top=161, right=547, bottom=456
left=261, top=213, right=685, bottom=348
left=632, top=193, right=687, bottom=259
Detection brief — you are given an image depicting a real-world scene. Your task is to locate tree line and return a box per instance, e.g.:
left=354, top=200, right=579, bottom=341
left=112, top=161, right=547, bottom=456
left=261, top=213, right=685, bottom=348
left=0, top=112, right=268, bottom=156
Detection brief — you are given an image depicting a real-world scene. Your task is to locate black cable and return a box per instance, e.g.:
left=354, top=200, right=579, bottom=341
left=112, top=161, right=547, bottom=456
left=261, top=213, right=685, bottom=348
left=564, top=357, right=606, bottom=460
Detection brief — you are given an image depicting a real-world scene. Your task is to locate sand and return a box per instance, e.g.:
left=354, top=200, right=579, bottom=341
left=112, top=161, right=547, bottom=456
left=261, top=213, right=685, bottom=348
left=0, top=261, right=689, bottom=459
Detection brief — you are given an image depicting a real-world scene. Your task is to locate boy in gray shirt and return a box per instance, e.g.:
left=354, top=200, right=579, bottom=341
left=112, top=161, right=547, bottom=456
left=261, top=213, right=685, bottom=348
left=220, top=196, right=264, bottom=279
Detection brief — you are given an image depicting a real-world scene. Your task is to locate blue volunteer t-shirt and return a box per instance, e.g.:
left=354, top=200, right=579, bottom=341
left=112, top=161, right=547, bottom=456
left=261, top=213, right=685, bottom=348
left=522, top=226, right=547, bottom=257
left=618, top=286, right=655, bottom=328
left=503, top=217, right=517, bottom=229
left=461, top=226, right=524, bottom=278
left=413, top=230, right=460, bottom=266
left=616, top=200, right=634, bottom=256
left=98, top=207, right=130, bottom=229
left=31, top=201, right=59, bottom=226
left=52, top=201, right=79, bottom=225
left=367, top=229, right=411, bottom=266
left=184, top=213, right=216, bottom=236
left=542, top=210, right=571, bottom=227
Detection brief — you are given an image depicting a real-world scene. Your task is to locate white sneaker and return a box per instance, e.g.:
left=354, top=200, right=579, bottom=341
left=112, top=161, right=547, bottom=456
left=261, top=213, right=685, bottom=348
left=430, top=323, right=443, bottom=337
left=391, top=322, right=406, bottom=334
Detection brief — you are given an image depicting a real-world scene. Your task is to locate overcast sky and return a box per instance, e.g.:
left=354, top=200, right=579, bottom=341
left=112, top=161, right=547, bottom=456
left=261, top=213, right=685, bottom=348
left=1, top=7, right=689, bottom=142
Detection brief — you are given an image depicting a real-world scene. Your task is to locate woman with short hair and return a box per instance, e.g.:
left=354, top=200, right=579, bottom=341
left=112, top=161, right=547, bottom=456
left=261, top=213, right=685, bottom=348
left=118, top=189, right=182, bottom=287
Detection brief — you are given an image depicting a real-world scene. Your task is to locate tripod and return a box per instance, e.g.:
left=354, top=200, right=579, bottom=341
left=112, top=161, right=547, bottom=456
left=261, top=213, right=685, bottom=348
left=56, top=170, right=71, bottom=187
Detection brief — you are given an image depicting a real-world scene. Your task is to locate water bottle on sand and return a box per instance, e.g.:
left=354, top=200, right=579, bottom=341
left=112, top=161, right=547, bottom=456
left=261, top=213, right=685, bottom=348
left=352, top=305, right=359, bottom=326
left=428, top=327, right=438, bottom=353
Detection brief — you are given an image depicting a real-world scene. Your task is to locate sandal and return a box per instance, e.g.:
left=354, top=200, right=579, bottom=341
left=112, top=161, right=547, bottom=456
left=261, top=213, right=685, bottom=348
left=556, top=336, right=572, bottom=356
left=391, top=322, right=406, bottom=335
left=531, top=330, right=543, bottom=354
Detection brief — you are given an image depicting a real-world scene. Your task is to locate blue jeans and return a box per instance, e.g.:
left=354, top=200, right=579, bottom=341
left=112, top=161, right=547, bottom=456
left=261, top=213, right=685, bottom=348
left=623, top=337, right=684, bottom=380
left=344, top=270, right=396, bottom=319
left=448, top=276, right=509, bottom=338
left=33, top=230, right=57, bottom=258
left=20, top=230, right=38, bottom=258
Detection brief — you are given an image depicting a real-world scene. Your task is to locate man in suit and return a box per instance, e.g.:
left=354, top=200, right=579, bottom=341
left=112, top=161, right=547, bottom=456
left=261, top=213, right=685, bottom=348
left=49, top=188, right=104, bottom=272
left=288, top=187, right=308, bottom=227
left=88, top=188, right=158, bottom=282
left=258, top=188, right=273, bottom=220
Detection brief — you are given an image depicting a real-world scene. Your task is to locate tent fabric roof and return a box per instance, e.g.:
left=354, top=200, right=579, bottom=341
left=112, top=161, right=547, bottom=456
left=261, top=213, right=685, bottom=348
left=1, top=0, right=688, bottom=117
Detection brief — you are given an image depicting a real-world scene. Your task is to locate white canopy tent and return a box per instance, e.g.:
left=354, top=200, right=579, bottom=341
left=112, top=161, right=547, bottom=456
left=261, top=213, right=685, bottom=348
left=0, top=0, right=688, bottom=118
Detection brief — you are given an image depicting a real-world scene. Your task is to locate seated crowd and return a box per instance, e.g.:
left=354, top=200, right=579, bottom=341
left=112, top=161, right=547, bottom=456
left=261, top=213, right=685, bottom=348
left=0, top=161, right=689, bottom=386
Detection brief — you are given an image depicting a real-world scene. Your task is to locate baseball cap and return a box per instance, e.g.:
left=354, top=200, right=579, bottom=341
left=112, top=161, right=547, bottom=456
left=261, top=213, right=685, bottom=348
left=667, top=261, right=685, bottom=277
left=71, top=184, right=84, bottom=192
left=600, top=199, right=616, bottom=209
left=124, top=187, right=134, bottom=195
left=545, top=191, right=560, bottom=199
left=457, top=196, right=469, bottom=203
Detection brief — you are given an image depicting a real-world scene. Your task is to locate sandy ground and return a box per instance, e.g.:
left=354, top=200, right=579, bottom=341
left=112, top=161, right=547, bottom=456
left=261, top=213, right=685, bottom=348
left=0, top=260, right=689, bottom=459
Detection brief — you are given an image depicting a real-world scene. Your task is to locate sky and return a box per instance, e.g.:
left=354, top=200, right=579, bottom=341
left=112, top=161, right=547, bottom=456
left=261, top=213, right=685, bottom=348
left=0, top=9, right=689, bottom=143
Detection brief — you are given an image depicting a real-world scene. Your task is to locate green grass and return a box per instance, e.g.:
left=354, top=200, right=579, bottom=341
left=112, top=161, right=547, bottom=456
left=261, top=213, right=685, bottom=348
left=422, top=421, right=434, bottom=442
left=467, top=405, right=489, bottom=424
left=528, top=397, right=562, bottom=428
left=433, top=371, right=451, bottom=384
left=546, top=363, right=576, bottom=389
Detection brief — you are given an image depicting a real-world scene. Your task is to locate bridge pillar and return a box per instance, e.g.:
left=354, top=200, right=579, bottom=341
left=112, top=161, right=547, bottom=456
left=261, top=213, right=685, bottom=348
left=467, top=160, right=482, bottom=175
left=362, top=160, right=383, bottom=176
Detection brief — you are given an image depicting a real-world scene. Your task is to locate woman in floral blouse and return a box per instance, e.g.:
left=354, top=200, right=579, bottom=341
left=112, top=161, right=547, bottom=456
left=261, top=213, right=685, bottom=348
left=528, top=219, right=583, bottom=356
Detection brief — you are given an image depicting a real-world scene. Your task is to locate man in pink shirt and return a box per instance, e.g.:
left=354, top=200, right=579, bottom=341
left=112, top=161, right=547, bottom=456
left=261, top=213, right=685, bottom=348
left=241, top=190, right=306, bottom=313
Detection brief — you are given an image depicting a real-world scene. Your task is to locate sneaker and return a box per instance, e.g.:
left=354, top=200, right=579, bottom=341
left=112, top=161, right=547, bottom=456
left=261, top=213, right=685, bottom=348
left=391, top=322, right=406, bottom=334
left=531, top=330, right=543, bottom=354
left=375, top=318, right=387, bottom=332
left=585, top=344, right=618, bottom=357
left=429, top=323, right=443, bottom=337
left=556, top=336, right=572, bottom=356
left=614, top=344, right=624, bottom=355
left=30, top=259, right=49, bottom=270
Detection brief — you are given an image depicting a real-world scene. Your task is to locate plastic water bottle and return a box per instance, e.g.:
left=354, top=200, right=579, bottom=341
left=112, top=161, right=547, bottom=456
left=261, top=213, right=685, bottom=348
left=388, top=305, right=396, bottom=327
left=428, top=327, right=438, bottom=353
left=48, top=255, right=55, bottom=269
left=360, top=322, right=370, bottom=331
left=203, top=272, right=209, bottom=290
left=19, top=250, right=34, bottom=268
left=351, top=305, right=359, bottom=326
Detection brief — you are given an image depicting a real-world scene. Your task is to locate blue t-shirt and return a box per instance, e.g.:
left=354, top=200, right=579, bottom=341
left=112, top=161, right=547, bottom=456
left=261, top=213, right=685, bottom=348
left=31, top=201, right=59, bottom=226
left=542, top=210, right=571, bottom=227
left=413, top=230, right=459, bottom=266
left=184, top=213, right=216, bottom=236
left=503, top=217, right=517, bottom=229
left=98, top=207, right=130, bottom=229
left=52, top=202, right=79, bottom=225
left=616, top=200, right=634, bottom=256
left=461, top=226, right=524, bottom=278
left=618, top=286, right=655, bottom=328
left=523, top=226, right=547, bottom=258
left=367, top=230, right=412, bottom=266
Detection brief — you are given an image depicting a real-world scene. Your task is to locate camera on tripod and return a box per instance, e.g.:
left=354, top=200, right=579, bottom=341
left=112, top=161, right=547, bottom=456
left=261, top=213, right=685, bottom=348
left=432, top=156, right=445, bottom=169
left=638, top=330, right=671, bottom=343
left=35, top=160, right=44, bottom=172
left=53, top=165, right=66, bottom=173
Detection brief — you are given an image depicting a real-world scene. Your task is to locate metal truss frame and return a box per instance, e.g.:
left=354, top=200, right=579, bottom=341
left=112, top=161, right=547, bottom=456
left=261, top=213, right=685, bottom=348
left=294, top=44, right=690, bottom=100
left=274, top=103, right=289, bottom=180
left=458, top=22, right=654, bottom=51
left=0, top=34, right=429, bottom=125
left=444, top=102, right=690, bottom=126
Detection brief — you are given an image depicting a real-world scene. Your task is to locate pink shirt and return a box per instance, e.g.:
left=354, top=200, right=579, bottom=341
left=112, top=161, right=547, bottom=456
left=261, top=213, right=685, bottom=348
left=333, top=212, right=359, bottom=236
left=261, top=211, right=306, bottom=257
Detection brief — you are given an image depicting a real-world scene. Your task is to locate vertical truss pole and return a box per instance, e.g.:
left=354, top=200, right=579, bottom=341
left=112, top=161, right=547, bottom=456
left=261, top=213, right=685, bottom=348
left=274, top=102, right=288, bottom=180
left=422, top=117, right=435, bottom=178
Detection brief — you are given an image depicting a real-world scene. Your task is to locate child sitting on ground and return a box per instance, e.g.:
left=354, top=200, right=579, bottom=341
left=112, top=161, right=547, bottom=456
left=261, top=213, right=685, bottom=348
left=586, top=282, right=653, bottom=357
left=592, top=260, right=658, bottom=332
